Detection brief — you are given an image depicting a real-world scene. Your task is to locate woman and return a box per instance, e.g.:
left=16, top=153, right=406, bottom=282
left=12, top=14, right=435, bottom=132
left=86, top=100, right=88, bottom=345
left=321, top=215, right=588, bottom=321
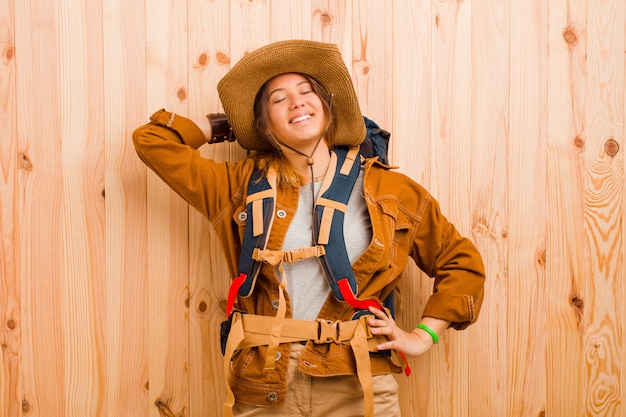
left=133, top=39, right=485, bottom=417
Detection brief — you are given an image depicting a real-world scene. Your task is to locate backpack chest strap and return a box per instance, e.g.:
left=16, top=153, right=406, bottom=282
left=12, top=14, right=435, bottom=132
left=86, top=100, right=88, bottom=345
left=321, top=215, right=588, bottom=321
left=252, top=245, right=326, bottom=265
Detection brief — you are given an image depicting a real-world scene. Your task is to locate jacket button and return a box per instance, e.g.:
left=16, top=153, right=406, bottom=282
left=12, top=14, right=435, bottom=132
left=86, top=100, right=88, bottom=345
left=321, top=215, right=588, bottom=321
left=267, top=392, right=278, bottom=403
left=238, top=211, right=247, bottom=221
left=271, top=299, right=280, bottom=310
left=276, top=209, right=287, bottom=218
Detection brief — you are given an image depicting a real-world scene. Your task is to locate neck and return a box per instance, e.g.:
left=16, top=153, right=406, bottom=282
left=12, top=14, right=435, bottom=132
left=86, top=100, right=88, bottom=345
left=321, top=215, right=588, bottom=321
left=280, top=138, right=331, bottom=182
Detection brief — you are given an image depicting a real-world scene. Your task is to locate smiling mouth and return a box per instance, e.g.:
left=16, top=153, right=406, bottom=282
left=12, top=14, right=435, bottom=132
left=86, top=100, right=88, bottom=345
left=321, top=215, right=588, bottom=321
left=290, top=114, right=312, bottom=124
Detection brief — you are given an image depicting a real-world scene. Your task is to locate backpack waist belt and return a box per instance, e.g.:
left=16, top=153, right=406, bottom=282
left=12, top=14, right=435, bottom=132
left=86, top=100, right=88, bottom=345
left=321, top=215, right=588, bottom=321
left=222, top=312, right=389, bottom=417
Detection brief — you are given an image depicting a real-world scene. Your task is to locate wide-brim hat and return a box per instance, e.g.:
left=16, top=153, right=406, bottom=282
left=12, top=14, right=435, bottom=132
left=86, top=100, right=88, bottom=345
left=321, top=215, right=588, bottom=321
left=217, top=39, right=366, bottom=151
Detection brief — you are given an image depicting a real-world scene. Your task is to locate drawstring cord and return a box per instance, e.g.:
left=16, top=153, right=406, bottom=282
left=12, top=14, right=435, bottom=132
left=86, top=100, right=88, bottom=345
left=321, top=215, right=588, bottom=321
left=276, top=135, right=325, bottom=244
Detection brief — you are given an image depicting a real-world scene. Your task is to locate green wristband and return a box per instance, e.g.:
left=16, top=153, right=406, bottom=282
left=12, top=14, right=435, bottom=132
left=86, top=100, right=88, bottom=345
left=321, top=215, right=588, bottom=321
left=416, top=323, right=439, bottom=344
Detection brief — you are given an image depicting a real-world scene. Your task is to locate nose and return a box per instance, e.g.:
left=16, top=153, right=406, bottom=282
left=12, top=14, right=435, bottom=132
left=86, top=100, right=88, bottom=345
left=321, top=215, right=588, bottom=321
left=289, top=98, right=304, bottom=110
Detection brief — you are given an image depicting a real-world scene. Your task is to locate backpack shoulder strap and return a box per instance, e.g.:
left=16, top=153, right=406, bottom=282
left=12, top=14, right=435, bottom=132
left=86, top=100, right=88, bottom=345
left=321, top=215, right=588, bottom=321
left=313, top=147, right=361, bottom=301
left=235, top=168, right=277, bottom=299
left=227, top=147, right=385, bottom=315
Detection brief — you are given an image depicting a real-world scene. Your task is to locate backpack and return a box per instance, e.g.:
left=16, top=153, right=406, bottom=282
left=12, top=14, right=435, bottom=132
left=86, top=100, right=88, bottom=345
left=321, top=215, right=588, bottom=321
left=221, top=117, right=393, bottom=352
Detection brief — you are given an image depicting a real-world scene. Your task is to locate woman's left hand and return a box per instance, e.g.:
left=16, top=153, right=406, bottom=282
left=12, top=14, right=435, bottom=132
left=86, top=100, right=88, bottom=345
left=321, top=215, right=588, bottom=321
left=366, top=306, right=448, bottom=357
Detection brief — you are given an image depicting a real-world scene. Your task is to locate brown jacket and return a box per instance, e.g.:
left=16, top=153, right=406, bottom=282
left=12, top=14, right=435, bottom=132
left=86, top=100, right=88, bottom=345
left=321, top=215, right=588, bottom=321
left=133, top=109, right=485, bottom=407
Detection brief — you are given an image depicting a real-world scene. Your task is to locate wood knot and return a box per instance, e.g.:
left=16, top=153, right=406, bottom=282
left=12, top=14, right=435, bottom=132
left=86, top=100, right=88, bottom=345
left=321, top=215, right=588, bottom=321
left=536, top=249, right=546, bottom=268
left=321, top=13, right=332, bottom=25
left=22, top=399, right=31, bottom=414
left=198, top=301, right=207, bottom=312
left=3, top=44, right=15, bottom=62
left=6, top=319, right=16, bottom=330
left=18, top=152, right=33, bottom=171
left=562, top=27, right=578, bottom=47
left=216, top=51, right=230, bottom=65
left=570, top=295, right=584, bottom=309
left=604, top=139, right=619, bottom=157
left=155, top=400, right=175, bottom=417
left=176, top=87, right=187, bottom=102
left=574, top=136, right=585, bottom=151
left=198, top=52, right=209, bottom=67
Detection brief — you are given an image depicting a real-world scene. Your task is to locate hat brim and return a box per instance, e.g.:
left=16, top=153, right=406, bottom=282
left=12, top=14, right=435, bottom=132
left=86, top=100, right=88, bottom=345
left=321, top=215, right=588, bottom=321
left=217, top=40, right=366, bottom=151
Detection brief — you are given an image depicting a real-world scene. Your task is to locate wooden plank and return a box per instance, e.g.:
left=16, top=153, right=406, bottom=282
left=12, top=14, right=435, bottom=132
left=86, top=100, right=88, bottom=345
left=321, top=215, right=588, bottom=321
left=187, top=0, right=230, bottom=416
left=270, top=0, right=311, bottom=41
left=311, top=0, right=353, bottom=103
left=14, top=1, right=66, bottom=415
left=350, top=0, right=392, bottom=129
left=145, top=0, right=191, bottom=416
left=311, top=0, right=351, bottom=46
left=103, top=0, right=150, bottom=415
left=57, top=0, right=107, bottom=414
left=465, top=0, right=510, bottom=415
left=507, top=0, right=549, bottom=415
left=0, top=0, right=18, bottom=415
left=391, top=0, right=431, bottom=183
left=229, top=1, right=270, bottom=70
left=428, top=1, right=474, bottom=416
left=582, top=0, right=624, bottom=414
left=390, top=1, right=433, bottom=416
left=545, top=0, right=588, bottom=415
left=623, top=0, right=626, bottom=412
left=227, top=0, right=271, bottom=165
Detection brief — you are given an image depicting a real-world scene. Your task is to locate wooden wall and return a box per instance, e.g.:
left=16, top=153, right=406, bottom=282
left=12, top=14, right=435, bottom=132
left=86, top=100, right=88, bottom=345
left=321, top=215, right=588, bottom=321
left=1, top=0, right=625, bottom=416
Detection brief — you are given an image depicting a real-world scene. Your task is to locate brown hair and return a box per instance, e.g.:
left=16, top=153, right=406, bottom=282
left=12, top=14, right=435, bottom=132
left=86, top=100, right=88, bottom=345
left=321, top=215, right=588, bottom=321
left=251, top=73, right=336, bottom=184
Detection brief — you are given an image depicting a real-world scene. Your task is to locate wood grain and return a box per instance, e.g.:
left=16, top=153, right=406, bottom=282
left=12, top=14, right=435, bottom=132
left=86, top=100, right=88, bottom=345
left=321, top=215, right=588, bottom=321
left=187, top=0, right=231, bottom=415
left=1, top=0, right=625, bottom=416
left=582, top=0, right=624, bottom=414
left=545, top=0, right=588, bottom=415
left=145, top=1, right=190, bottom=416
left=390, top=2, right=433, bottom=416
left=350, top=0, right=392, bottom=129
left=58, top=0, right=107, bottom=414
left=103, top=0, right=150, bottom=415
left=507, top=0, right=549, bottom=415
left=0, top=0, right=17, bottom=415
left=428, top=1, right=475, bottom=416
left=14, top=1, right=65, bottom=415
left=465, top=0, right=511, bottom=415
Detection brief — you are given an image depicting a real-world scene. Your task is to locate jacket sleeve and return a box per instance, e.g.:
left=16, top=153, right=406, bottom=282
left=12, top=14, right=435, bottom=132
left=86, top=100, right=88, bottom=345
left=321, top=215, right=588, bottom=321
left=131, top=109, right=248, bottom=222
left=412, top=191, right=486, bottom=330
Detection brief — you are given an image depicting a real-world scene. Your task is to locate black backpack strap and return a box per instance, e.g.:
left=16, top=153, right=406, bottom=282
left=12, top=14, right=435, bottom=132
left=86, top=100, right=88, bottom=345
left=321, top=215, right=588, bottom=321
left=236, top=168, right=276, bottom=298
left=313, top=147, right=363, bottom=301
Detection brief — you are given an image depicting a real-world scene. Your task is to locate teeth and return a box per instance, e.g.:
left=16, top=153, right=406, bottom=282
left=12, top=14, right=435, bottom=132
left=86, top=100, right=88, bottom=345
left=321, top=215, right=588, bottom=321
left=291, top=114, right=311, bottom=124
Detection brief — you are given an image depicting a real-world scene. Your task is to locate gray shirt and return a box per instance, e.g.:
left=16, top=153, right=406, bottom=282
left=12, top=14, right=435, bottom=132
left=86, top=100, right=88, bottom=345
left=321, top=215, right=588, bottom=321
left=282, top=169, right=372, bottom=320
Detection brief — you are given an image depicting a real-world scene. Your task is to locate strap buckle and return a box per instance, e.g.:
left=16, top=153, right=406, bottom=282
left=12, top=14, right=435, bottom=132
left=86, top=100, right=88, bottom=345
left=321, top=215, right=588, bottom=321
left=314, top=319, right=340, bottom=344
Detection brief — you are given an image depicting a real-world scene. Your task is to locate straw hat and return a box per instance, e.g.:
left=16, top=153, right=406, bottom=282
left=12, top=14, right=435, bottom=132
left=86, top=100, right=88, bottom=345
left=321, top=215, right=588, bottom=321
left=217, top=39, right=366, bottom=151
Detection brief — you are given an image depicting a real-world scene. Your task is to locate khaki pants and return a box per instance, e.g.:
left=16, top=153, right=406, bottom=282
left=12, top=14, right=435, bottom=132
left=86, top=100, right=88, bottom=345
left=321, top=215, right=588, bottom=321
left=233, top=343, right=401, bottom=417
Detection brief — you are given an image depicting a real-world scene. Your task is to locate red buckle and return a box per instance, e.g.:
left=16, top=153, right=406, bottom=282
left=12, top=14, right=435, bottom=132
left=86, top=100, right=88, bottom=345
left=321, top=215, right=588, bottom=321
left=337, top=278, right=383, bottom=311
left=226, top=273, right=247, bottom=316
left=338, top=278, right=412, bottom=377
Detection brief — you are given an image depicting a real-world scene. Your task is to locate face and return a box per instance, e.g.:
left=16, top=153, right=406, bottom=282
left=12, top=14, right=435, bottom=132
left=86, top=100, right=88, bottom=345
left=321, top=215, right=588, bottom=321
left=264, top=73, right=328, bottom=151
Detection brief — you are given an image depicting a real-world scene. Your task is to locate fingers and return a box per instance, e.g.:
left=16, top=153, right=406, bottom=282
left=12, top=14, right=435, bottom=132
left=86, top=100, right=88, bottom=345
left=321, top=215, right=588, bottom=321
left=367, top=305, right=387, bottom=320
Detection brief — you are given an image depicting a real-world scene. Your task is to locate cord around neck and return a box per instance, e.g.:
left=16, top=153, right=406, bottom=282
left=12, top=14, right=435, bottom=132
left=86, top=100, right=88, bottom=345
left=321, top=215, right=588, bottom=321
left=276, top=135, right=326, bottom=244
